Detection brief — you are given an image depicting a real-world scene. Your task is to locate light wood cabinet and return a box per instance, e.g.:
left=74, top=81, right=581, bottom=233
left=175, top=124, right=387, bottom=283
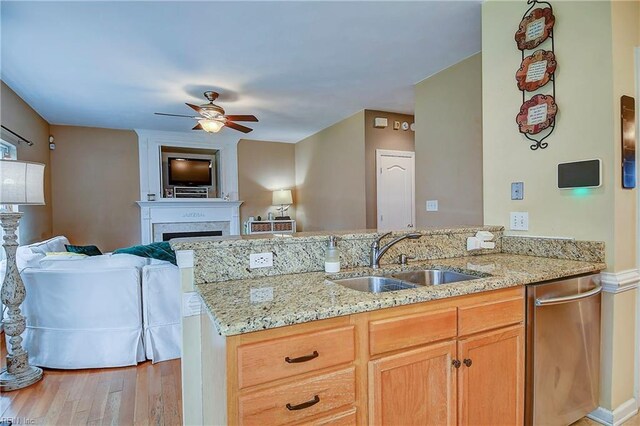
left=218, top=287, right=525, bottom=426
left=368, top=341, right=457, bottom=426
left=368, top=307, right=457, bottom=356
left=237, top=325, right=355, bottom=388
left=238, top=367, right=356, bottom=425
left=458, top=325, right=524, bottom=426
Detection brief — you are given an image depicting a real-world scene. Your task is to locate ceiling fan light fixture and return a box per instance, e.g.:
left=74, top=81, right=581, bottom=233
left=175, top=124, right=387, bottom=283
left=198, top=119, right=225, bottom=133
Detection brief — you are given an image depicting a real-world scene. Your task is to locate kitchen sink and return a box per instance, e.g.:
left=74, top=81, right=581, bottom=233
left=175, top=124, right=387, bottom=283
left=331, top=269, right=482, bottom=293
left=390, top=269, right=479, bottom=286
left=331, top=276, right=417, bottom=293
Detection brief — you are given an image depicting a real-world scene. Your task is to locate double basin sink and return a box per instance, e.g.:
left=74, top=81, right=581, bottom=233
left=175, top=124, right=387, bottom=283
left=332, top=269, right=481, bottom=294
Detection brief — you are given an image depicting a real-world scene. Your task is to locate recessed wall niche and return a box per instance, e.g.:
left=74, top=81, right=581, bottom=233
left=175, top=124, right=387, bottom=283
left=160, top=146, right=221, bottom=198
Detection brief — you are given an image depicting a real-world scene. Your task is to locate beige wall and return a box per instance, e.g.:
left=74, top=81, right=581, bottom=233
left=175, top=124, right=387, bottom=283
left=364, top=110, right=415, bottom=229
left=483, top=1, right=616, bottom=254
left=237, top=139, right=296, bottom=225
left=295, top=110, right=366, bottom=231
left=612, top=0, right=640, bottom=273
left=50, top=125, right=140, bottom=252
left=414, top=53, right=483, bottom=229
left=608, top=0, right=640, bottom=410
left=482, top=0, right=638, bottom=411
left=0, top=81, right=53, bottom=244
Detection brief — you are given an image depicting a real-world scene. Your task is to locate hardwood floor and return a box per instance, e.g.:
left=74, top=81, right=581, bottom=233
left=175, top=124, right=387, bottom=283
left=0, top=333, right=182, bottom=426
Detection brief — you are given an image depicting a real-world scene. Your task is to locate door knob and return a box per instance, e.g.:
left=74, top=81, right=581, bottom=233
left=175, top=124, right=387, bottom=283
left=452, top=359, right=461, bottom=368
left=463, top=358, right=472, bottom=367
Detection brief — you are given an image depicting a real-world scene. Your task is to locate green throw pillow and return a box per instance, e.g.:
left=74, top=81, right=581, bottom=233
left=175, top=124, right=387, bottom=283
left=113, top=242, right=177, bottom=265
left=65, top=244, right=102, bottom=256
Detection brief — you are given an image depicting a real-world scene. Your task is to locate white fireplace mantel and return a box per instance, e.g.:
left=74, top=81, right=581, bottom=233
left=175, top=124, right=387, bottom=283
left=137, top=199, right=242, bottom=244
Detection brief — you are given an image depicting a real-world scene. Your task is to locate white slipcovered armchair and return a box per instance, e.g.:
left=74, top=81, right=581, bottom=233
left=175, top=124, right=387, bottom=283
left=142, top=261, right=181, bottom=363
left=5, top=236, right=181, bottom=369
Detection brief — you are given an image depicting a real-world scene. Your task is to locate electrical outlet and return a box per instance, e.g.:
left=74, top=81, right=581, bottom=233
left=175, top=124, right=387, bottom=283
left=426, top=200, right=438, bottom=212
left=249, top=252, right=273, bottom=268
left=511, top=182, right=524, bottom=200
left=510, top=212, right=529, bottom=231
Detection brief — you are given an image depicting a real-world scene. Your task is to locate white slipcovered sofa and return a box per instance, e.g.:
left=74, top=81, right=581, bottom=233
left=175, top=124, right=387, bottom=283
left=3, top=236, right=181, bottom=369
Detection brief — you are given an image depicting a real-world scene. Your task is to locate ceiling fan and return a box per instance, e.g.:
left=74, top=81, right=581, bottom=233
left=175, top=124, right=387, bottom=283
left=155, top=91, right=258, bottom=133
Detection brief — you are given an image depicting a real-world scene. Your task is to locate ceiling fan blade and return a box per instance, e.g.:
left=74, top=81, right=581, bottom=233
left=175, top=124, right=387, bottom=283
left=155, top=112, right=199, bottom=119
left=224, top=115, right=258, bottom=122
left=186, top=103, right=205, bottom=115
left=225, top=121, right=253, bottom=133
left=192, top=123, right=203, bottom=130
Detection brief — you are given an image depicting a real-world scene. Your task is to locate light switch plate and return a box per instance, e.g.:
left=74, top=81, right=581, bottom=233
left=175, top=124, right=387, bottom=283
left=510, top=212, right=529, bottom=231
left=426, top=200, right=438, bottom=212
left=511, top=182, right=524, bottom=200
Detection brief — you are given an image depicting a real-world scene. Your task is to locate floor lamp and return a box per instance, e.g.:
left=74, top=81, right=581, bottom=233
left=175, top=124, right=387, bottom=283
left=0, top=159, right=45, bottom=391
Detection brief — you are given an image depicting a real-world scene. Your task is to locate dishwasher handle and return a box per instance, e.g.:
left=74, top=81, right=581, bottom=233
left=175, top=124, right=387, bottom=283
left=535, top=284, right=602, bottom=307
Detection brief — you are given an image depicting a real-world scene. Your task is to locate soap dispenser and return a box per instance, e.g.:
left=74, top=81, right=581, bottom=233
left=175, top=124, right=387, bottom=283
left=325, top=236, right=341, bottom=273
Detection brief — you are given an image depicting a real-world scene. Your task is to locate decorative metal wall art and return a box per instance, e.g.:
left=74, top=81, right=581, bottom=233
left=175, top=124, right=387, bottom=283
left=514, top=1, right=557, bottom=150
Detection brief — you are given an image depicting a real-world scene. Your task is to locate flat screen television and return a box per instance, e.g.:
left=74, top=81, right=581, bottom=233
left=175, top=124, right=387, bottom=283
left=168, top=157, right=212, bottom=186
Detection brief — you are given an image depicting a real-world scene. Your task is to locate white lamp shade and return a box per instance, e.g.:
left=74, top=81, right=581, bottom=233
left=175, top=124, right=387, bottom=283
left=272, top=189, right=293, bottom=205
left=0, top=160, right=45, bottom=205
left=198, top=119, right=225, bottom=133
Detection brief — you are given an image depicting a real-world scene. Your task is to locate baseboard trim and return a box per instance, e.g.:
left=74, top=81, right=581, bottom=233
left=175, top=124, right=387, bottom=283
left=600, top=269, right=640, bottom=294
left=588, top=398, right=638, bottom=426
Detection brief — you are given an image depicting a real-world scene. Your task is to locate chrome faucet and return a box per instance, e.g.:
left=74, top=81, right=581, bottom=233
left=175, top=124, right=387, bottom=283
left=370, top=231, right=422, bottom=269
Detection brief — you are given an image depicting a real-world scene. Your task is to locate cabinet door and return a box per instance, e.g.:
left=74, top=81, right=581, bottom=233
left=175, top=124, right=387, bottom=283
left=458, top=325, right=524, bottom=426
left=368, top=340, right=457, bottom=426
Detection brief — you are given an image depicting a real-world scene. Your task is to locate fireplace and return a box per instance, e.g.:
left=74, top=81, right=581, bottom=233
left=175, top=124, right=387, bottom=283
left=152, top=220, right=230, bottom=243
left=162, top=230, right=223, bottom=241
left=137, top=200, right=242, bottom=244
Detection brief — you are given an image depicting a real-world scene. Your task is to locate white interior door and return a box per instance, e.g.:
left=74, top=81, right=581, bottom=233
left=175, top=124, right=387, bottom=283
left=376, top=149, right=415, bottom=231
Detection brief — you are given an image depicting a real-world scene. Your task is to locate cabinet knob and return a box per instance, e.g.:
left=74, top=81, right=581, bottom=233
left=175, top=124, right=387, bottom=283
left=452, top=359, right=461, bottom=369
left=463, top=358, right=472, bottom=367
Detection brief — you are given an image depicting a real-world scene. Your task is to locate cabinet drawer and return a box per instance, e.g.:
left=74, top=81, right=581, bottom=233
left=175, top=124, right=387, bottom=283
left=369, top=307, right=457, bottom=355
left=238, top=326, right=355, bottom=388
left=298, top=407, right=357, bottom=425
left=238, top=367, right=356, bottom=426
left=458, top=297, right=524, bottom=336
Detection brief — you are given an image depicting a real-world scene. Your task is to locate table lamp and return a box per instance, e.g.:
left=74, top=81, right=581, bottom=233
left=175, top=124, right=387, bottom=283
left=0, top=159, right=45, bottom=391
left=272, top=189, right=293, bottom=220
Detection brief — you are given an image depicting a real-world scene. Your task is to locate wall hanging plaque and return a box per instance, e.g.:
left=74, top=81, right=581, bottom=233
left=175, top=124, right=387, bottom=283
left=514, top=1, right=557, bottom=151
left=516, top=50, right=556, bottom=92
left=621, top=95, right=636, bottom=189
left=515, top=6, right=555, bottom=50
left=516, top=94, right=558, bottom=136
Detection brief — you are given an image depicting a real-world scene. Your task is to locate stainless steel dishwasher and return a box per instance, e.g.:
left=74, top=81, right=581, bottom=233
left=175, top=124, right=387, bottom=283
left=525, top=273, right=602, bottom=426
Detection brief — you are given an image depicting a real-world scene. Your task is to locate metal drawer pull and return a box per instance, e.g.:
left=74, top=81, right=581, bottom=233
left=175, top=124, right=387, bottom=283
left=285, top=350, right=319, bottom=364
left=463, top=358, right=472, bottom=367
left=535, top=285, right=602, bottom=307
left=286, top=395, right=320, bottom=411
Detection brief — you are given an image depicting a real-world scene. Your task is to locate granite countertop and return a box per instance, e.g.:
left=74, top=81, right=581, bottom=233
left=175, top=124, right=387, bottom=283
left=196, top=253, right=605, bottom=336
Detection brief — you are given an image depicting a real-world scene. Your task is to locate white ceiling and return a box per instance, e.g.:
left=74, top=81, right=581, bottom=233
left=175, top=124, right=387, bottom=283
left=0, top=1, right=481, bottom=144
